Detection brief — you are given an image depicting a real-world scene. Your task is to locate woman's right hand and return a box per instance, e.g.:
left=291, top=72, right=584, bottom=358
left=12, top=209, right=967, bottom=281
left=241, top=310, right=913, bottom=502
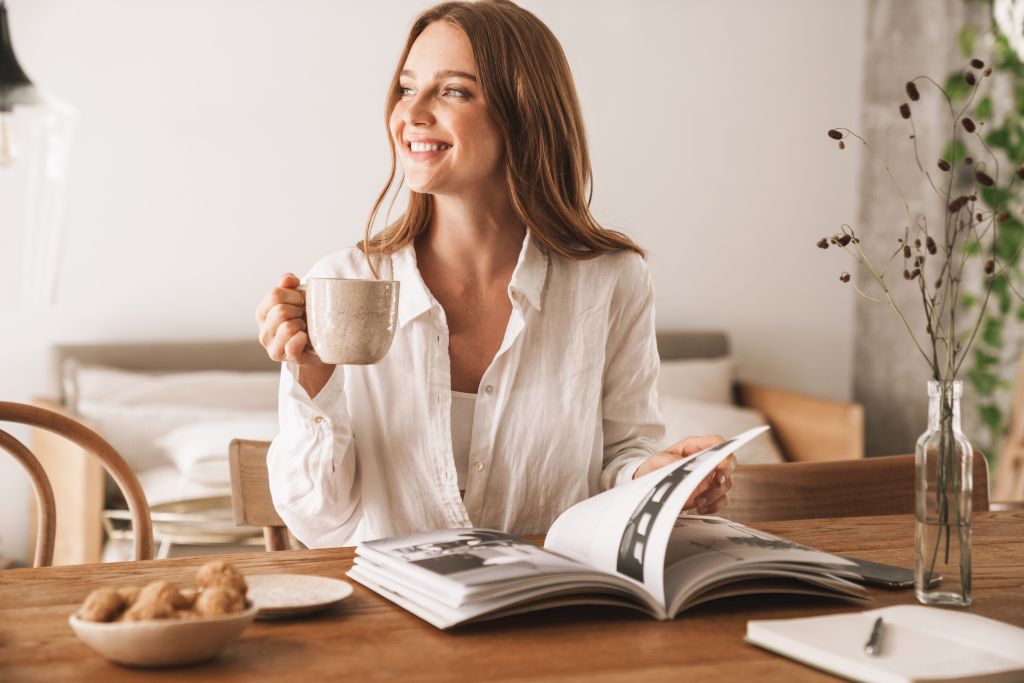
left=256, top=273, right=336, bottom=398
left=256, top=273, right=320, bottom=365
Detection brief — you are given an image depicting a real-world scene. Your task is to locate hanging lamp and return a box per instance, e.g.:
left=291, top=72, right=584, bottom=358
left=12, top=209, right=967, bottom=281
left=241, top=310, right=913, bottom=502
left=0, top=0, right=76, bottom=305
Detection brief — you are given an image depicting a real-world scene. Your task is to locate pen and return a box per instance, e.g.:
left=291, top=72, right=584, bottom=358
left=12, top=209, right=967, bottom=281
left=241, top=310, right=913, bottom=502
left=864, top=616, right=884, bottom=656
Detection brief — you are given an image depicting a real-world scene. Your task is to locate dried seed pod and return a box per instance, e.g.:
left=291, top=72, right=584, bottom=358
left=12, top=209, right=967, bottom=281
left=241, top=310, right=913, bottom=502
left=900, top=103, right=911, bottom=119
left=816, top=238, right=829, bottom=249
left=926, top=237, right=937, bottom=254
left=965, top=156, right=974, bottom=165
left=948, top=196, right=969, bottom=213
left=1017, top=166, right=1024, bottom=179
left=911, top=268, right=921, bottom=280
left=937, top=159, right=951, bottom=171
left=976, top=170, right=995, bottom=186
left=976, top=213, right=984, bottom=222
left=839, top=272, right=851, bottom=283
left=838, top=140, right=845, bottom=150
left=962, top=117, right=976, bottom=133
left=837, top=234, right=852, bottom=247
left=906, top=81, right=920, bottom=101
left=934, top=279, right=943, bottom=289
left=997, top=211, right=1010, bottom=222
left=903, top=269, right=912, bottom=280
left=985, top=259, right=995, bottom=274
left=827, top=129, right=843, bottom=140
left=965, top=71, right=977, bottom=86
left=971, top=58, right=985, bottom=69
left=903, top=245, right=912, bottom=258
left=914, top=239, right=922, bottom=248
left=984, top=66, right=993, bottom=77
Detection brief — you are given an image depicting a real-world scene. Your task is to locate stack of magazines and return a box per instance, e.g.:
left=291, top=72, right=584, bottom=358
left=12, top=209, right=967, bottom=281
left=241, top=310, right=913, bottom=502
left=349, top=427, right=866, bottom=629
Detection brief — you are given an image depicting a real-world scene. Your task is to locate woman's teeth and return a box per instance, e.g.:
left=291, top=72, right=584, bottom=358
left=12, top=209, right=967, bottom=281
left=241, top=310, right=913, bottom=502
left=410, top=142, right=451, bottom=152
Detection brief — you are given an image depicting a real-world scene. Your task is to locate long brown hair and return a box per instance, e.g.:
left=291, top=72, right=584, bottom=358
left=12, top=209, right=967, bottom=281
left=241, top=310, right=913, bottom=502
left=361, top=0, right=644, bottom=274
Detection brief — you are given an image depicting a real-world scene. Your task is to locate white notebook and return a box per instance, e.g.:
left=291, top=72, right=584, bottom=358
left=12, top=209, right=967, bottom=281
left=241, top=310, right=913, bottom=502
left=746, top=605, right=1024, bottom=683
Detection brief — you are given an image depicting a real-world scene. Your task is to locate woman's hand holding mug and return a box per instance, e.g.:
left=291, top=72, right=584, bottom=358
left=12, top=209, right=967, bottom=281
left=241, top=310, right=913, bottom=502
left=256, top=273, right=335, bottom=397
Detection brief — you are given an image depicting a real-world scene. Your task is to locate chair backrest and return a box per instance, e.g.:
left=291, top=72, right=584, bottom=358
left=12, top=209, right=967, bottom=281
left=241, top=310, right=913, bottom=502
left=0, top=401, right=153, bottom=566
left=725, top=453, right=990, bottom=525
left=229, top=439, right=289, bottom=551
left=994, top=353, right=1024, bottom=503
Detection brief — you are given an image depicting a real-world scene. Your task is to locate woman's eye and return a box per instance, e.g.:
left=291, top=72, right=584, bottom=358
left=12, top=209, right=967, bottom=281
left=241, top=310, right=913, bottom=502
left=398, top=85, right=414, bottom=97
left=443, top=87, right=468, bottom=98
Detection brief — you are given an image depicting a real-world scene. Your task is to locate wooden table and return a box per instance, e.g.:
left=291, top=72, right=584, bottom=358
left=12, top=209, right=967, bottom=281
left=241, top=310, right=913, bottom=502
left=2, top=511, right=1022, bottom=682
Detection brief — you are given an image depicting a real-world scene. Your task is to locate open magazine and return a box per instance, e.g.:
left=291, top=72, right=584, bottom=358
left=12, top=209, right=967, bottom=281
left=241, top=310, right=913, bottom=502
left=347, top=426, right=867, bottom=629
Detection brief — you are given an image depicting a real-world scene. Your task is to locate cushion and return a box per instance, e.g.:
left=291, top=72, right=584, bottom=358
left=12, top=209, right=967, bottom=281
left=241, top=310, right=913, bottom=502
left=158, top=417, right=280, bottom=487
left=135, top=466, right=233, bottom=507
left=658, top=395, right=785, bottom=464
left=657, top=357, right=734, bottom=405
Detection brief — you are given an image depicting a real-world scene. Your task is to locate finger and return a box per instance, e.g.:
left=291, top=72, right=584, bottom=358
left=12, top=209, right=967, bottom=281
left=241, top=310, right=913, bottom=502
left=283, top=330, right=311, bottom=364
left=256, top=280, right=305, bottom=323
left=260, top=306, right=306, bottom=350
left=662, top=434, right=726, bottom=457
left=279, top=272, right=301, bottom=288
left=702, top=492, right=730, bottom=515
left=270, top=319, right=307, bottom=362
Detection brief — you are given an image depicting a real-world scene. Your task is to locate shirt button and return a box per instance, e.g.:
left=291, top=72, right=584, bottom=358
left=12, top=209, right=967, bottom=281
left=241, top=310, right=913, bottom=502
left=314, top=416, right=325, bottom=424
left=473, top=461, right=484, bottom=471
left=484, top=385, right=494, bottom=394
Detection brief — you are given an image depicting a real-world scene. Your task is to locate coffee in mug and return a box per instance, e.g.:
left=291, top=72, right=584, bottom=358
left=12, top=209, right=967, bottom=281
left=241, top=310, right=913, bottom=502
left=302, top=278, right=400, bottom=365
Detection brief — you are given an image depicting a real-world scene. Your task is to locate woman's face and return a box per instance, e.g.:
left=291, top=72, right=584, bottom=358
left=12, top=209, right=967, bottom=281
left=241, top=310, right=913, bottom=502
left=390, top=21, right=505, bottom=197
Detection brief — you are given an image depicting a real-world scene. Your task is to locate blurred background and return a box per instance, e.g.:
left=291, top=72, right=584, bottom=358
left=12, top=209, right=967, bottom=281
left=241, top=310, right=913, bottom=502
left=3, top=0, right=1019, bottom=566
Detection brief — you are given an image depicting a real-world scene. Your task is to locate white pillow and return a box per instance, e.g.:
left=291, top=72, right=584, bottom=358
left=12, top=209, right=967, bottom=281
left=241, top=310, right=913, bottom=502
left=158, top=417, right=280, bottom=487
left=64, top=362, right=280, bottom=412
left=76, top=403, right=278, bottom=475
left=657, top=357, right=734, bottom=405
left=135, top=465, right=233, bottom=507
left=658, top=395, right=785, bottom=464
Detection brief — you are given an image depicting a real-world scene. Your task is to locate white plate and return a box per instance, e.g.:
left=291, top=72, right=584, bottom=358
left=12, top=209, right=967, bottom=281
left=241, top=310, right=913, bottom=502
left=246, top=574, right=353, bottom=619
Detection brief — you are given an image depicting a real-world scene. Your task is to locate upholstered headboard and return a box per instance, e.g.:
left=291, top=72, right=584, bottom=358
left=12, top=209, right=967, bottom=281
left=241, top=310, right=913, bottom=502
left=655, top=331, right=729, bottom=362
left=50, top=340, right=278, bottom=403
left=49, top=331, right=728, bottom=403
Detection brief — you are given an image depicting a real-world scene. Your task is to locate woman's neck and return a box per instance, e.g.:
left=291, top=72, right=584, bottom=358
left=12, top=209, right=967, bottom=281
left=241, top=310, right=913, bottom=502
left=419, top=191, right=526, bottom=285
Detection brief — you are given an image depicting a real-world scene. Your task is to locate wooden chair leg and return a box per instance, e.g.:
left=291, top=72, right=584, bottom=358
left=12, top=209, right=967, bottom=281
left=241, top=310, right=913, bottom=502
left=264, top=526, right=289, bottom=552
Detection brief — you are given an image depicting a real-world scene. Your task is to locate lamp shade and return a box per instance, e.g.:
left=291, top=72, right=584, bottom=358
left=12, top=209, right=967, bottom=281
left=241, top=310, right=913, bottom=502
left=0, top=0, right=76, bottom=306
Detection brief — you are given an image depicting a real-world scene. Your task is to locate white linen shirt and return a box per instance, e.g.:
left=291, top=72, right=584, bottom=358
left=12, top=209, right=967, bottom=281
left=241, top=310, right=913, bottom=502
left=267, top=233, right=665, bottom=548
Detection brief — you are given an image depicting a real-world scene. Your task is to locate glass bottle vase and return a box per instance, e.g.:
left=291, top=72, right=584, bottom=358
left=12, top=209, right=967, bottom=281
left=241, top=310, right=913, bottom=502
left=915, top=380, right=972, bottom=606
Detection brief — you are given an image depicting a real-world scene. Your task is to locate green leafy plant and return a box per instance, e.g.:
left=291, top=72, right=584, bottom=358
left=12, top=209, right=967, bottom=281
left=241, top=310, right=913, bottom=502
left=952, top=19, right=1024, bottom=465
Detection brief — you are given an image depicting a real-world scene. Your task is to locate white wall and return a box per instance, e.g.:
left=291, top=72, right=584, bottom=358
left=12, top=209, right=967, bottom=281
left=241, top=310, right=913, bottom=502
left=0, top=0, right=866, bottom=563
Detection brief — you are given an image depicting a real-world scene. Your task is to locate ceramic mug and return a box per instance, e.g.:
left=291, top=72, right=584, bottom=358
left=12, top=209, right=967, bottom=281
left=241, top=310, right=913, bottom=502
left=301, top=278, right=400, bottom=365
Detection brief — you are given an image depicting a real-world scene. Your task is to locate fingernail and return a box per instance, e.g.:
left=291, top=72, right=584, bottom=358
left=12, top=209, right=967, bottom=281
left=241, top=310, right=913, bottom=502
left=718, top=474, right=727, bottom=485
left=696, top=497, right=706, bottom=507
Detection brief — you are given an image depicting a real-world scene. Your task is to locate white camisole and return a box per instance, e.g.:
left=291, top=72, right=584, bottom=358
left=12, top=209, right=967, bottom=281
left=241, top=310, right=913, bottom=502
left=450, top=391, right=477, bottom=490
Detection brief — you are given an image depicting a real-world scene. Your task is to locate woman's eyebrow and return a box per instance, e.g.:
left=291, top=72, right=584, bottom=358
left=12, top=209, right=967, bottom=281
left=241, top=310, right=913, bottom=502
left=400, top=69, right=478, bottom=82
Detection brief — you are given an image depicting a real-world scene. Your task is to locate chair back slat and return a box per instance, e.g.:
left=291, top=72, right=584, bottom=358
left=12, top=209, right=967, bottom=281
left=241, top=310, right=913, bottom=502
left=229, top=439, right=289, bottom=550
left=727, top=453, right=990, bottom=525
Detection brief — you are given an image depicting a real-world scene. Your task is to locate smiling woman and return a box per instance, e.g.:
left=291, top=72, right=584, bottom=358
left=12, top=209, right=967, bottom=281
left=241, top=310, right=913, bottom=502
left=253, top=0, right=735, bottom=550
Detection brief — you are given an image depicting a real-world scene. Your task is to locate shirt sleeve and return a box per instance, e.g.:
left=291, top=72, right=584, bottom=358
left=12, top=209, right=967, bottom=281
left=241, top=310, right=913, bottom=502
left=266, top=360, right=363, bottom=548
left=599, top=254, right=665, bottom=490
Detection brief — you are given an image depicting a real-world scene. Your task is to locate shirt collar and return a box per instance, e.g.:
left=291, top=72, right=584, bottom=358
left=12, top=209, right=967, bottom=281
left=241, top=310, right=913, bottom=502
left=508, top=231, right=548, bottom=312
left=392, top=231, right=549, bottom=328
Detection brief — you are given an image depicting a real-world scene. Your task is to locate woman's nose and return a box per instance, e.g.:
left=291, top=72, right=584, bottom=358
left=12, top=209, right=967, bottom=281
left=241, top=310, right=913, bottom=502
left=403, top=91, right=435, bottom=126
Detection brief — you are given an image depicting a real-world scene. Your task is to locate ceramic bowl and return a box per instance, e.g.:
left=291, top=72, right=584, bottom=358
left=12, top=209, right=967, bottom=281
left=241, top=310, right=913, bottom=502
left=68, top=603, right=257, bottom=667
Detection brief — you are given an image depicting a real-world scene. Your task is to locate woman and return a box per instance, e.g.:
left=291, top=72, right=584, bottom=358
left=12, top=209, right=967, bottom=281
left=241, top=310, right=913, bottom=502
left=255, top=0, right=734, bottom=548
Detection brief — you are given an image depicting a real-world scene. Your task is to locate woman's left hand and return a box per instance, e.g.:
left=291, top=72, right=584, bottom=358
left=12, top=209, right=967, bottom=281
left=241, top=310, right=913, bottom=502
left=633, top=435, right=737, bottom=515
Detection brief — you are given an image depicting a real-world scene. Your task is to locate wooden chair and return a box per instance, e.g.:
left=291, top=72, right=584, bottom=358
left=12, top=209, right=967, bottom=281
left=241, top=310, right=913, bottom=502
left=994, top=353, right=1024, bottom=503
left=0, top=401, right=153, bottom=566
left=229, top=439, right=290, bottom=551
left=725, top=453, right=990, bottom=526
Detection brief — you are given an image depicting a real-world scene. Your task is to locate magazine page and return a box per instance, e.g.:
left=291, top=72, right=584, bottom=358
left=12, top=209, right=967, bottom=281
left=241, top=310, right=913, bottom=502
left=662, top=516, right=864, bottom=615
left=544, top=426, right=770, bottom=606
left=353, top=527, right=653, bottom=607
